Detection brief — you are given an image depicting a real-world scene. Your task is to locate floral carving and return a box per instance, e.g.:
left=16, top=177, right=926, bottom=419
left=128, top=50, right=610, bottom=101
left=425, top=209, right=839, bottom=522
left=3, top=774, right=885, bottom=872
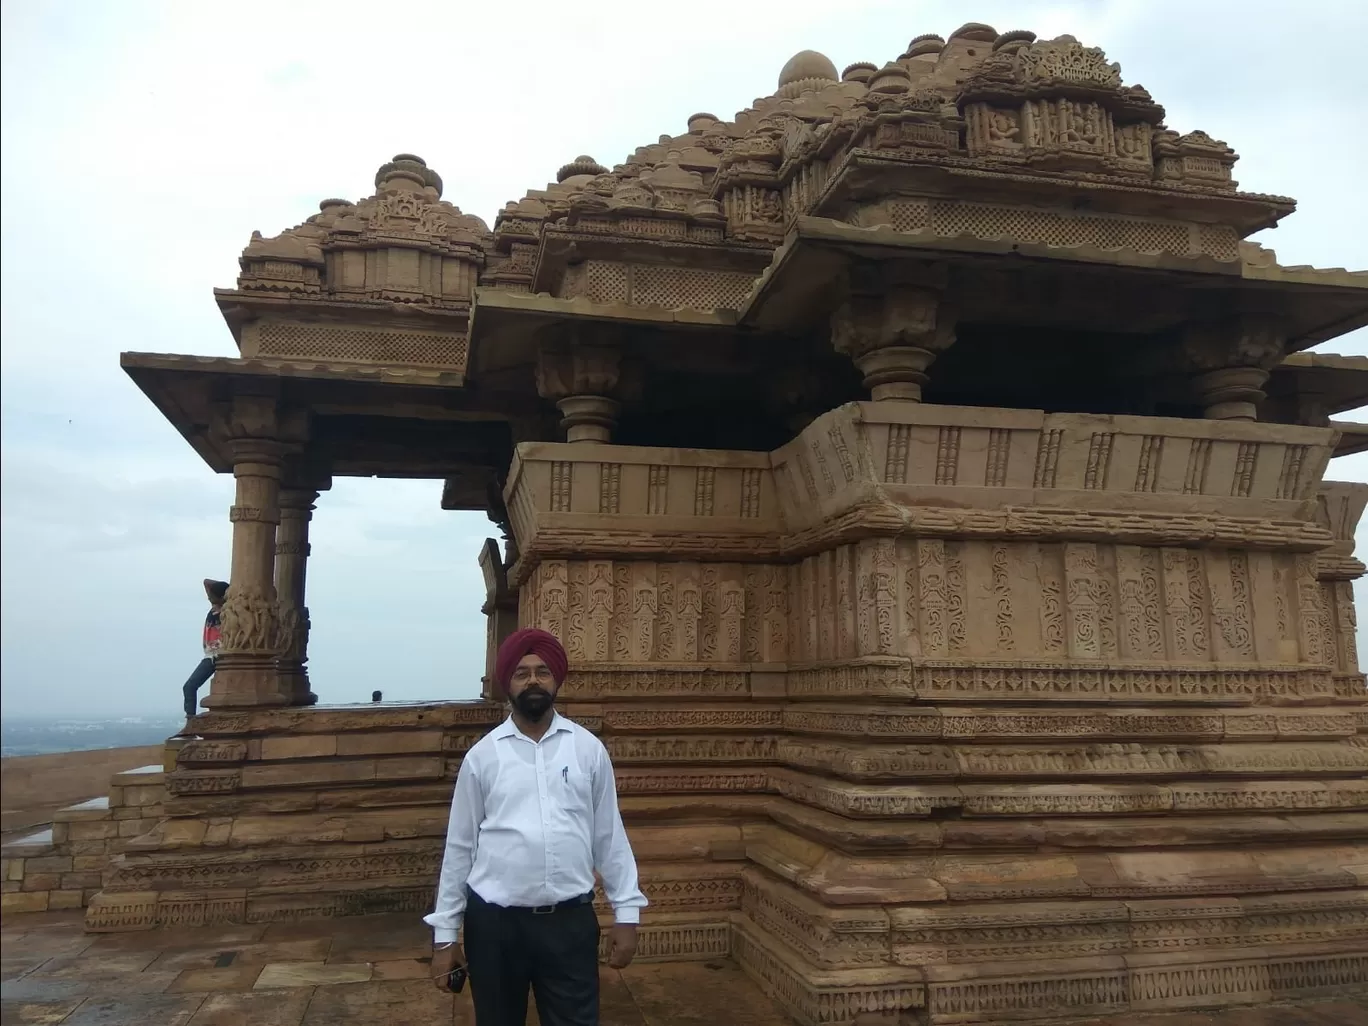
left=1186, top=552, right=1210, bottom=655
left=918, top=541, right=948, bottom=656
left=1039, top=547, right=1065, bottom=654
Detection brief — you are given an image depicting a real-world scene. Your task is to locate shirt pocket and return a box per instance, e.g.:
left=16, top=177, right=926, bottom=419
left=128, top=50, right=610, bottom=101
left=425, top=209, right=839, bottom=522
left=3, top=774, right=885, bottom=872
left=554, top=764, right=592, bottom=813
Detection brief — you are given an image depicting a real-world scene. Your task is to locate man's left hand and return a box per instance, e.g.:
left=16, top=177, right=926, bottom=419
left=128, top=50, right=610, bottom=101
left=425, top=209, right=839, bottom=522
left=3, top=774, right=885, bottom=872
left=606, top=924, right=638, bottom=969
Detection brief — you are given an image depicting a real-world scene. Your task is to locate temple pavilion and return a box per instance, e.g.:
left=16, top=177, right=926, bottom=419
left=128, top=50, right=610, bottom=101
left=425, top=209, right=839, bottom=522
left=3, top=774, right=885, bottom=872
left=108, top=23, right=1368, bottom=1025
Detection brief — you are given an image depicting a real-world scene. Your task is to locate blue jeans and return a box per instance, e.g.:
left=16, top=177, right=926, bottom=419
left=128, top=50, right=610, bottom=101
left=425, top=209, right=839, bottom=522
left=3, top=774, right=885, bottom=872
left=182, top=657, right=215, bottom=717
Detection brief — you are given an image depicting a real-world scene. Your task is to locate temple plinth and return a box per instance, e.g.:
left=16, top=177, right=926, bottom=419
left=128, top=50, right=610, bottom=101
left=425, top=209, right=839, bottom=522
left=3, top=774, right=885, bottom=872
left=107, top=21, right=1368, bottom=1025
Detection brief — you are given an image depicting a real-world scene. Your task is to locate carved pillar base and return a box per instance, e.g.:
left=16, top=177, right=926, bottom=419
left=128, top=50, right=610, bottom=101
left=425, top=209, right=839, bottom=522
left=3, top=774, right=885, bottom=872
left=556, top=394, right=620, bottom=444
left=1193, top=366, right=1270, bottom=421
left=275, top=604, right=316, bottom=707
left=206, top=585, right=289, bottom=710
left=207, top=655, right=292, bottom=709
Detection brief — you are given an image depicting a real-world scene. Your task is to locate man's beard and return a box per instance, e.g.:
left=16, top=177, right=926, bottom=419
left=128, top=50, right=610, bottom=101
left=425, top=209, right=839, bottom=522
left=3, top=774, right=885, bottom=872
left=512, top=686, right=554, bottom=720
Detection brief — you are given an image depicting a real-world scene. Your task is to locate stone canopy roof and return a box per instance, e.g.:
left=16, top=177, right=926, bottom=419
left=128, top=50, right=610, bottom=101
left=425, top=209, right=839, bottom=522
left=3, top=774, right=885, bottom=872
left=124, top=22, right=1366, bottom=503
left=232, top=21, right=1336, bottom=309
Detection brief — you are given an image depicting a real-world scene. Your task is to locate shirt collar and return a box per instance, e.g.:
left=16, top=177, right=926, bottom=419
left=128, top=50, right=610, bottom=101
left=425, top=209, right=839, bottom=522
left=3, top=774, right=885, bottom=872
left=494, top=710, right=571, bottom=743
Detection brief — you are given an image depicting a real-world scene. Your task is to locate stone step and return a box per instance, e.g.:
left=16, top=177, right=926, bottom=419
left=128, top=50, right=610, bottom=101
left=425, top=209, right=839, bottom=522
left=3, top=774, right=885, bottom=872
left=52, top=797, right=111, bottom=823
left=0, top=827, right=55, bottom=855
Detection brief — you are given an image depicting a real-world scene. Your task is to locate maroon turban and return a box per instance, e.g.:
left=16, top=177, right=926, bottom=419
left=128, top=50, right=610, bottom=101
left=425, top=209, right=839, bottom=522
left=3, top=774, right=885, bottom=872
left=494, top=628, right=568, bottom=692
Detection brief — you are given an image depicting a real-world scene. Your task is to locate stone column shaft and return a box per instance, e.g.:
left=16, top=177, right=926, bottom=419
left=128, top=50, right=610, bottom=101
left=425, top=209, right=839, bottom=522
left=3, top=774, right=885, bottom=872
left=478, top=538, right=518, bottom=700
left=206, top=435, right=290, bottom=709
left=275, top=488, right=319, bottom=707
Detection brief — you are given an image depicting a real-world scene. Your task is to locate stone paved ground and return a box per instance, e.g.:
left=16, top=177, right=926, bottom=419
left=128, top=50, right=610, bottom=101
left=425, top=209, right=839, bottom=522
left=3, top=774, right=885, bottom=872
left=1, top=910, right=1365, bottom=1026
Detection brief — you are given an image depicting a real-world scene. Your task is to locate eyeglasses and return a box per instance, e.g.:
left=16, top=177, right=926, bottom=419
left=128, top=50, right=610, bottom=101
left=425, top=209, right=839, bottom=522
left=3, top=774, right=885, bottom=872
left=510, top=666, right=556, bottom=684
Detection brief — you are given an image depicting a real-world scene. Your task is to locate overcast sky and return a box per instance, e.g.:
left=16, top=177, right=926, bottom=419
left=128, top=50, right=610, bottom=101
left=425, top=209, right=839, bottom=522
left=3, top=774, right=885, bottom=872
left=2, top=0, right=1364, bottom=719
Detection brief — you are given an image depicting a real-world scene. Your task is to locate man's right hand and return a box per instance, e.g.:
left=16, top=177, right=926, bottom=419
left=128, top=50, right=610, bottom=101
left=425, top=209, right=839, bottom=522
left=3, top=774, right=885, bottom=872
left=430, top=943, right=465, bottom=993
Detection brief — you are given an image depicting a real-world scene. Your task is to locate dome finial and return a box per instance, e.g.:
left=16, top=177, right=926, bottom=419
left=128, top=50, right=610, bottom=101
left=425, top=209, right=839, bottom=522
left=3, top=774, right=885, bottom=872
left=556, top=156, right=608, bottom=184
left=777, top=50, right=839, bottom=97
left=374, top=154, right=442, bottom=197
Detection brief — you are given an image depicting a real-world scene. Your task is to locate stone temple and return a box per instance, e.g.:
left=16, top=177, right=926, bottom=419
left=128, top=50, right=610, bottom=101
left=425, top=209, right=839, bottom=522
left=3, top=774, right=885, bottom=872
left=93, top=22, right=1368, bottom=1024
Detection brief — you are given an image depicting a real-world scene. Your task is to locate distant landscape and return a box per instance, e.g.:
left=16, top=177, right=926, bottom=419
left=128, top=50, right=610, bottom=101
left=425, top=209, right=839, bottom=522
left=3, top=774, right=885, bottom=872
left=1, top=716, right=182, bottom=758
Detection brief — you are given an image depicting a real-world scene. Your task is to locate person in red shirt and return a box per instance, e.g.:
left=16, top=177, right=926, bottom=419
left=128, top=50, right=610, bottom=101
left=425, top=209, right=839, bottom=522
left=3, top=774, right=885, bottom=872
left=178, top=579, right=227, bottom=734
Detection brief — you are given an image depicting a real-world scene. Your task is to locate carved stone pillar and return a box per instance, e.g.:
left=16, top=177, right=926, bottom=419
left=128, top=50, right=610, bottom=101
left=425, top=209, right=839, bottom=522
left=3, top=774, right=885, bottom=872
left=535, top=336, right=622, bottom=442
left=275, top=486, right=322, bottom=707
left=831, top=278, right=956, bottom=402
left=1181, top=316, right=1285, bottom=421
left=478, top=538, right=519, bottom=701
left=206, top=396, right=289, bottom=709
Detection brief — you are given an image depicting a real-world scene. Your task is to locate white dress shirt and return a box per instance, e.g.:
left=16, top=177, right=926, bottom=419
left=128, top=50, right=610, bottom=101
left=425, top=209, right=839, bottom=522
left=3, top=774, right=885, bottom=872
left=424, top=711, right=647, bottom=944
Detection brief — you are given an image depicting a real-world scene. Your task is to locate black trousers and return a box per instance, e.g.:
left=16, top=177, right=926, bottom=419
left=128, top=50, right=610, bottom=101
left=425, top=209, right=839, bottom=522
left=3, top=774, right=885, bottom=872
left=182, top=657, right=215, bottom=717
left=464, top=887, right=600, bottom=1026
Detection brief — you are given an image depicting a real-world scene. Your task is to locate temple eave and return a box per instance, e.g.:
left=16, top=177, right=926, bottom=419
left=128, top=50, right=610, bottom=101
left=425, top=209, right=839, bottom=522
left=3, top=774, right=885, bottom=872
left=739, top=216, right=1368, bottom=347
left=119, top=352, right=517, bottom=477
left=1331, top=421, right=1368, bottom=457
left=817, top=151, right=1299, bottom=234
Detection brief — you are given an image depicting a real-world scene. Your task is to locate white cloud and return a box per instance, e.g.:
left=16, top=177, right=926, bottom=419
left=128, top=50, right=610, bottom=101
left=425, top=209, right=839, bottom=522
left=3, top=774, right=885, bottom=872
left=2, top=1, right=1365, bottom=717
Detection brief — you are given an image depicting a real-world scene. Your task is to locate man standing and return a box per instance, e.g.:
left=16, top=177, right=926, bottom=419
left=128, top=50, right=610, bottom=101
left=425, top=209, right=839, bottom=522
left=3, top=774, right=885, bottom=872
left=426, top=627, right=647, bottom=1025
left=179, top=579, right=227, bottom=733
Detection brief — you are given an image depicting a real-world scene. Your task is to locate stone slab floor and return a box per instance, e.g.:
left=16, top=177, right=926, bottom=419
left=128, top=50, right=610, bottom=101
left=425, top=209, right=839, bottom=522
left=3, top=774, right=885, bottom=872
left=2, top=911, right=1365, bottom=1026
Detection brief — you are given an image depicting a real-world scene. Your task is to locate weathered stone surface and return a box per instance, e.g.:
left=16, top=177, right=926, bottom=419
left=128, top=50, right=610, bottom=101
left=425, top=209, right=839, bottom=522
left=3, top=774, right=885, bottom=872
left=253, top=961, right=372, bottom=988
left=81, top=18, right=1368, bottom=1026
left=58, top=994, right=206, bottom=1026
left=178, top=990, right=313, bottom=1025
left=3, top=892, right=50, bottom=914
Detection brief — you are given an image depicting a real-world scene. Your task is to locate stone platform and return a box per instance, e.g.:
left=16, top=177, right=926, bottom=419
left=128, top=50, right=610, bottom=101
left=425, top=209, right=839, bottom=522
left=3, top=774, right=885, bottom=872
left=1, top=909, right=789, bottom=1025
left=73, top=420, right=1368, bottom=1026
left=4, top=910, right=1367, bottom=1026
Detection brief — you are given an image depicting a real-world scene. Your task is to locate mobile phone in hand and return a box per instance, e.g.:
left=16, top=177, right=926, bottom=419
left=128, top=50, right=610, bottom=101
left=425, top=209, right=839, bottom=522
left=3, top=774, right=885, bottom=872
left=446, top=964, right=468, bottom=994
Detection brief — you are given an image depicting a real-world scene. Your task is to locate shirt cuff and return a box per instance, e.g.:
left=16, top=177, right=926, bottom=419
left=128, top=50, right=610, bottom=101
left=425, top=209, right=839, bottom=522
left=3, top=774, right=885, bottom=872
left=612, top=906, right=641, bottom=925
left=431, top=924, right=461, bottom=944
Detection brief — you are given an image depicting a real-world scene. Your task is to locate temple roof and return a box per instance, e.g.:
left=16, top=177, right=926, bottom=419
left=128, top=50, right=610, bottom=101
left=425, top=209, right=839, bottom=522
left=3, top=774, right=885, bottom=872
left=122, top=23, right=1366, bottom=503
left=222, top=22, right=1353, bottom=313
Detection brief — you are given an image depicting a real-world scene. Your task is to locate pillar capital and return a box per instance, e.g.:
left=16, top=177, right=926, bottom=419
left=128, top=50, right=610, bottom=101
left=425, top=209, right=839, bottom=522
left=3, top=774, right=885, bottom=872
left=278, top=487, right=321, bottom=514
left=226, top=437, right=287, bottom=470
left=535, top=333, right=623, bottom=442
left=831, top=284, right=957, bottom=402
left=535, top=335, right=622, bottom=399
left=1180, top=314, right=1286, bottom=421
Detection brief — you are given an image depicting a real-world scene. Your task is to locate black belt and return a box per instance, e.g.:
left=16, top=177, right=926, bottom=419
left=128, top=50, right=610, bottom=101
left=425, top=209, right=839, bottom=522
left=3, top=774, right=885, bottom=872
left=469, top=887, right=594, bottom=916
